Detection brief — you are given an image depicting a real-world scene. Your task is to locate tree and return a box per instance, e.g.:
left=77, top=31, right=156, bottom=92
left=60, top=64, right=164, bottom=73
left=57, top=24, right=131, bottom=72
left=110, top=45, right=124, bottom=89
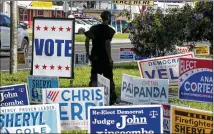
left=129, top=8, right=183, bottom=57
left=129, top=2, right=213, bottom=57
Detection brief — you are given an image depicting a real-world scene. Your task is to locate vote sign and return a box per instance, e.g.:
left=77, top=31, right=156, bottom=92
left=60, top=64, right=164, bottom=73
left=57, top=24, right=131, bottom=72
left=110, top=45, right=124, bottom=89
left=42, top=87, right=105, bottom=130
left=31, top=17, right=75, bottom=78
left=138, top=52, right=194, bottom=86
left=121, top=73, right=169, bottom=104
left=0, top=104, right=61, bottom=133
left=0, top=84, right=29, bottom=107
left=88, top=105, right=163, bottom=133
left=27, top=75, right=59, bottom=103
left=120, top=48, right=134, bottom=61
left=178, top=58, right=213, bottom=103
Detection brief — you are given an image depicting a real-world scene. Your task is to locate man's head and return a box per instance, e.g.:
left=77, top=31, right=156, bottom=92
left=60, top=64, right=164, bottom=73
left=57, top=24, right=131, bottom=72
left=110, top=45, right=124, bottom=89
left=100, top=10, right=111, bottom=25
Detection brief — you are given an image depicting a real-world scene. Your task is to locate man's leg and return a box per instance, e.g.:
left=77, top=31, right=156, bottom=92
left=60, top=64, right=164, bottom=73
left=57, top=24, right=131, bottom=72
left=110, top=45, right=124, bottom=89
left=103, top=63, right=118, bottom=105
left=89, top=60, right=102, bottom=87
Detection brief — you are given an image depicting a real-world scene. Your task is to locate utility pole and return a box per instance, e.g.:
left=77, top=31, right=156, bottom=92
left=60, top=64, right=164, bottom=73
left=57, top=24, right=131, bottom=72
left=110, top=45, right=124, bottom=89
left=10, top=1, right=18, bottom=74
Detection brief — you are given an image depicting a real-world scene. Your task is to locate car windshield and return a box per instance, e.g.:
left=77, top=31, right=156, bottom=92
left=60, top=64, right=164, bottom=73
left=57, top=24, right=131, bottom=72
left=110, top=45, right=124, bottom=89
left=81, top=19, right=93, bottom=25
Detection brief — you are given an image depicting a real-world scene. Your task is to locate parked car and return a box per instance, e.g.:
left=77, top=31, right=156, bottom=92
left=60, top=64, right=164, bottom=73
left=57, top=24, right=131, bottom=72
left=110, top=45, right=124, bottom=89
left=0, top=13, right=30, bottom=54
left=75, top=20, right=90, bottom=34
left=112, top=20, right=128, bottom=33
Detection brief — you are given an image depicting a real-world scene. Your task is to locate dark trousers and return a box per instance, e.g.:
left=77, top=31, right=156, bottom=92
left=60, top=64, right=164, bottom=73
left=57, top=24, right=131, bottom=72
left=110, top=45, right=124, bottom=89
left=89, top=60, right=117, bottom=105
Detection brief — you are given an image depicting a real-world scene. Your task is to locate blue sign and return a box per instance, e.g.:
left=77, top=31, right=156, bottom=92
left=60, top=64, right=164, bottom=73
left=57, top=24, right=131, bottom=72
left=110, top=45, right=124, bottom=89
left=134, top=55, right=151, bottom=60
left=28, top=75, right=59, bottom=103
left=179, top=58, right=213, bottom=103
left=0, top=104, right=61, bottom=133
left=0, top=84, right=29, bottom=107
left=88, top=105, right=163, bottom=133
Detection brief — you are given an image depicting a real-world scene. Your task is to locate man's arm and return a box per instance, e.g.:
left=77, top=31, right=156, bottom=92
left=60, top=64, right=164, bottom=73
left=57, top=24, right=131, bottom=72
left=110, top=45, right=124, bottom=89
left=105, top=39, right=113, bottom=63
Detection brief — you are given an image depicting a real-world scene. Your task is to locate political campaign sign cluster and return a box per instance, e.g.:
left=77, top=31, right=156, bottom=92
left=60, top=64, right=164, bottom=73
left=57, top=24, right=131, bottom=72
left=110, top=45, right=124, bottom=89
left=178, top=58, right=213, bottom=103
left=42, top=87, right=106, bottom=130
left=88, top=105, right=163, bottom=133
left=121, top=73, right=169, bottom=104
left=1, top=16, right=213, bottom=134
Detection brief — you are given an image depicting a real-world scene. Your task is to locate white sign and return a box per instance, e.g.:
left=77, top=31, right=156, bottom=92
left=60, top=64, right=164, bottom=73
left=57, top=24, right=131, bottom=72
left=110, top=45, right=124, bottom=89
left=176, top=46, right=191, bottom=53
left=121, top=73, right=169, bottom=104
left=138, top=52, right=194, bottom=86
left=32, top=18, right=75, bottom=78
left=42, top=87, right=105, bottom=130
left=97, top=74, right=110, bottom=106
left=0, top=104, right=61, bottom=133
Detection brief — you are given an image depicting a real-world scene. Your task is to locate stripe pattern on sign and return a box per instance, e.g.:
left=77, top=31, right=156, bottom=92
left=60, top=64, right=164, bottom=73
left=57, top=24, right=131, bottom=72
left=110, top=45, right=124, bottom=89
left=47, top=90, right=59, bottom=102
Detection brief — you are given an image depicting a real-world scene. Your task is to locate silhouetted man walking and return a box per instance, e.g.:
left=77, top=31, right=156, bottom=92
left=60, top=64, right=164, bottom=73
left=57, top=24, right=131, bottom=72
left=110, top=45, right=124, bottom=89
left=84, top=10, right=118, bottom=105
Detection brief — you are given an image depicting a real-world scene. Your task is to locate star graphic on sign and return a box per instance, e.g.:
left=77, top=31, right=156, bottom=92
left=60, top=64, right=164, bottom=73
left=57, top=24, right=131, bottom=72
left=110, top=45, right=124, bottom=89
left=186, top=73, right=188, bottom=77
left=66, top=26, right=71, bottom=32
left=58, top=65, right=62, bottom=70
left=51, top=26, right=56, bottom=31
left=36, top=25, right=41, bottom=31
left=50, top=65, right=55, bottom=70
left=59, top=26, right=63, bottom=31
left=192, top=70, right=194, bottom=73
left=35, top=64, right=39, bottom=69
left=65, top=65, right=70, bottom=71
left=42, top=64, right=47, bottom=69
left=44, top=26, right=48, bottom=31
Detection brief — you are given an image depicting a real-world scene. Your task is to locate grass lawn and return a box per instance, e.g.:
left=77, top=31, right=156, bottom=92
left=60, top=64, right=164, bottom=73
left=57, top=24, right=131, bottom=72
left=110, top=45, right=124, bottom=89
left=29, top=33, right=129, bottom=42
left=0, top=61, right=212, bottom=133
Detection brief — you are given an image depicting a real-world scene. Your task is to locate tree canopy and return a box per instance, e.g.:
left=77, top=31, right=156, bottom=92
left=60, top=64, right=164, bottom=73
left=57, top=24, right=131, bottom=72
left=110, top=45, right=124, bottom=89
left=129, top=2, right=213, bottom=57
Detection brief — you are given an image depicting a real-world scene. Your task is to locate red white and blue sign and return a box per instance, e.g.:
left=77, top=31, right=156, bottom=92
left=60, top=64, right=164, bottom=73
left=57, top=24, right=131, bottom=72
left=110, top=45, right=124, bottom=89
left=31, top=17, right=75, bottom=78
left=120, top=48, right=134, bottom=60
left=88, top=105, right=163, bottom=133
left=178, top=58, right=213, bottom=103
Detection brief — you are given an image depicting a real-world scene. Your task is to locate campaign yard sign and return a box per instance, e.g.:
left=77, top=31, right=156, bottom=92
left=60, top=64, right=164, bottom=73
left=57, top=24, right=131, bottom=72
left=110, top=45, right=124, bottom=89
left=138, top=52, right=194, bottom=86
left=31, top=17, right=75, bottom=78
left=27, top=75, right=59, bottom=103
left=0, top=84, right=29, bottom=107
left=176, top=46, right=191, bottom=54
left=120, top=48, right=134, bottom=61
left=170, top=106, right=213, bottom=134
left=88, top=105, right=163, bottom=133
left=121, top=73, right=169, bottom=104
left=75, top=53, right=89, bottom=66
left=42, top=87, right=105, bottom=130
left=97, top=74, right=110, bottom=106
left=0, top=104, right=61, bottom=133
left=178, top=58, right=213, bottom=103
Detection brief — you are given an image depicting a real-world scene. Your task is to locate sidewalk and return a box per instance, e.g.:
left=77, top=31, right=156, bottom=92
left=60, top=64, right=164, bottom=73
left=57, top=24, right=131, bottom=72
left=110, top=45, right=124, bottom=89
left=75, top=39, right=131, bottom=44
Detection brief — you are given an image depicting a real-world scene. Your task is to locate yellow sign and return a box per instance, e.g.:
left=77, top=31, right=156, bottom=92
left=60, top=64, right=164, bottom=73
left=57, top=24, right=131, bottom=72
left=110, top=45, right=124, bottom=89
left=18, top=52, right=26, bottom=64
left=171, top=106, right=213, bottom=134
left=195, top=45, right=210, bottom=55
left=113, top=0, right=154, bottom=6
left=32, top=1, right=53, bottom=8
